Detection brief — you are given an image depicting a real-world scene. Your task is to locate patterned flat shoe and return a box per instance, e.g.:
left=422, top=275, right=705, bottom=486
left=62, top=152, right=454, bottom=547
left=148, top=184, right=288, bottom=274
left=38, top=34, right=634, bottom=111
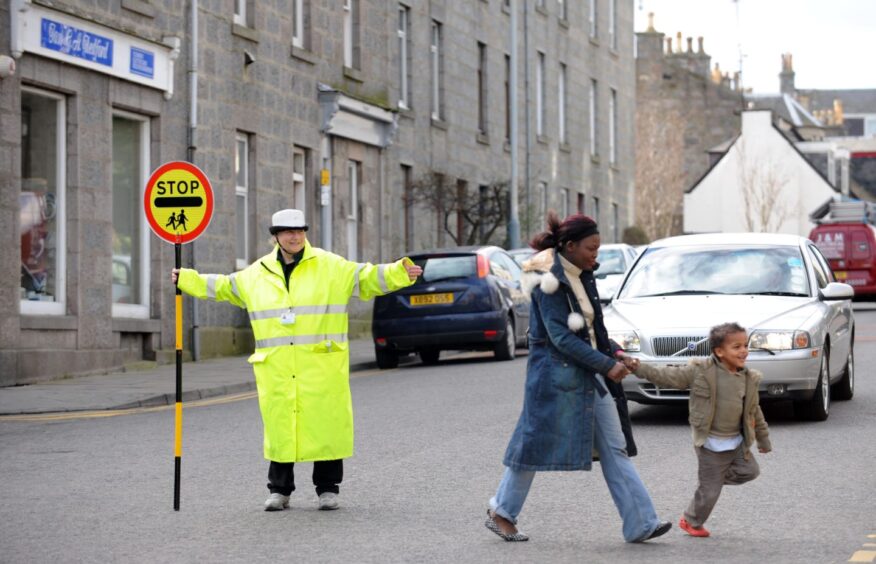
left=485, top=510, right=529, bottom=542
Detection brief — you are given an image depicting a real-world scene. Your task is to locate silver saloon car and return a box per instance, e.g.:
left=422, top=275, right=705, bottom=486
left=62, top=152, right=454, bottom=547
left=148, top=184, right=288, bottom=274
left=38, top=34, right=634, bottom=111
left=604, top=233, right=855, bottom=422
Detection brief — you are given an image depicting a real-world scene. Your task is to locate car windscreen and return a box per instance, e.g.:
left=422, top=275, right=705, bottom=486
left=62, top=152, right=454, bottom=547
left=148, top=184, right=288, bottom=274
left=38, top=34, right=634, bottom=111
left=412, top=255, right=477, bottom=284
left=595, top=249, right=627, bottom=276
left=617, top=245, right=811, bottom=298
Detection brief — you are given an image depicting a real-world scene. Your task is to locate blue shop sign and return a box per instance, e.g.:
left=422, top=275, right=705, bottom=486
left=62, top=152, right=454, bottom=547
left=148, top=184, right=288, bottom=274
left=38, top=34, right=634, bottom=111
left=130, top=47, right=155, bottom=79
left=40, top=17, right=113, bottom=67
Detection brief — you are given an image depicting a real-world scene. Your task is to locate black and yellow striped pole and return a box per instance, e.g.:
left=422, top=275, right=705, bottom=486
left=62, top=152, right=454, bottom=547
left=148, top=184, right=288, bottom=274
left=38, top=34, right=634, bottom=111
left=174, top=238, right=183, bottom=511
left=143, top=160, right=214, bottom=512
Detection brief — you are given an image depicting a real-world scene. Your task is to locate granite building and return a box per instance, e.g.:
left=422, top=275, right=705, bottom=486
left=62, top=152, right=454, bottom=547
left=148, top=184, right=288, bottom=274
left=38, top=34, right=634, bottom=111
left=1, top=0, right=635, bottom=385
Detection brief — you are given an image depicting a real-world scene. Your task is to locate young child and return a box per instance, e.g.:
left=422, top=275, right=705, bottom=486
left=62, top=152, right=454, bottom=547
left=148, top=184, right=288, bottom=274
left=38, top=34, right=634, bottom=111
left=626, top=322, right=771, bottom=537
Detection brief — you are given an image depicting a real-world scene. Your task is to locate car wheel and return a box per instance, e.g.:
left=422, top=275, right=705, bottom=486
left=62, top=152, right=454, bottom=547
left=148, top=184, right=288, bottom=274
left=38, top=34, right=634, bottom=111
left=795, top=345, right=830, bottom=421
left=832, top=344, right=854, bottom=401
left=419, top=349, right=440, bottom=365
left=494, top=317, right=516, bottom=361
left=375, top=347, right=399, bottom=369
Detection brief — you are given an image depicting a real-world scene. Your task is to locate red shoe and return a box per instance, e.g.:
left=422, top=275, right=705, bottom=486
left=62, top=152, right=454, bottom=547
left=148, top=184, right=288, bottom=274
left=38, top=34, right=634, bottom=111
left=679, top=517, right=710, bottom=537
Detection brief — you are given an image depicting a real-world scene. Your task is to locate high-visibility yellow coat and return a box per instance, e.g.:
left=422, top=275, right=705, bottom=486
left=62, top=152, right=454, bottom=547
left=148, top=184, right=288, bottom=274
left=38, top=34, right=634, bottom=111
left=177, top=240, right=415, bottom=462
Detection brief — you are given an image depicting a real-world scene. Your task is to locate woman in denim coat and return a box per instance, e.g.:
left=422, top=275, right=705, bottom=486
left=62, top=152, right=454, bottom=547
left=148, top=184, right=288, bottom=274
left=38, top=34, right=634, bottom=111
left=484, top=213, right=670, bottom=543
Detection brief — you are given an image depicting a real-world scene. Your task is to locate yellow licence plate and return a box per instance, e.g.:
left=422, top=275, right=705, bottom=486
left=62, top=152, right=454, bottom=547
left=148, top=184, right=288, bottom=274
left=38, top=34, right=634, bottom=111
left=410, top=293, right=454, bottom=306
left=835, top=271, right=847, bottom=279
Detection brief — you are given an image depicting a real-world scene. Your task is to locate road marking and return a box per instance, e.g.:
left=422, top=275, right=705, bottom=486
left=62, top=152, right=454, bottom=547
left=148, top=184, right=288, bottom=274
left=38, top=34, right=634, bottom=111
left=849, top=551, right=876, bottom=563
left=0, top=391, right=259, bottom=422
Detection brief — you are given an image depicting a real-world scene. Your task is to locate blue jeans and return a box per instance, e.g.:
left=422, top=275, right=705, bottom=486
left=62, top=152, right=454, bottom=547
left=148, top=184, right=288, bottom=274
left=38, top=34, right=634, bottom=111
left=490, top=376, right=662, bottom=542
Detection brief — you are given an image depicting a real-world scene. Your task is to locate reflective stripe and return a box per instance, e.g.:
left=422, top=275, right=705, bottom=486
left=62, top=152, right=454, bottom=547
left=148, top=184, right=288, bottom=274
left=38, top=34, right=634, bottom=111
left=351, top=263, right=366, bottom=297
left=206, top=274, right=218, bottom=299
left=229, top=273, right=241, bottom=300
left=248, top=304, right=348, bottom=321
left=255, top=333, right=349, bottom=348
left=377, top=264, right=389, bottom=293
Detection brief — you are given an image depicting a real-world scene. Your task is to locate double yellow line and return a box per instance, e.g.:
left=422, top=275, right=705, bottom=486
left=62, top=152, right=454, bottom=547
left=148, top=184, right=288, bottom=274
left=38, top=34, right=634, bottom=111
left=0, top=390, right=258, bottom=423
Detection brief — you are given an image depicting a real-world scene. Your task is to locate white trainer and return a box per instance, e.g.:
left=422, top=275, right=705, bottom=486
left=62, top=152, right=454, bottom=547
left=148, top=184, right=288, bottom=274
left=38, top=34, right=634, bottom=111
left=264, top=493, right=290, bottom=511
left=318, top=492, right=339, bottom=511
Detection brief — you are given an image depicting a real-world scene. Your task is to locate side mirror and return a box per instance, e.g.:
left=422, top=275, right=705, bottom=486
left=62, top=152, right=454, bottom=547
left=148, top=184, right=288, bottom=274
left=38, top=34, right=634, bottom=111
left=820, top=282, right=854, bottom=301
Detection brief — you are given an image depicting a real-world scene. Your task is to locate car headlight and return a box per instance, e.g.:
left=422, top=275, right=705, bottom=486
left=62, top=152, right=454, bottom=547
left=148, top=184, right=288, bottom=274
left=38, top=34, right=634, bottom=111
left=748, top=330, right=811, bottom=351
left=609, top=330, right=641, bottom=352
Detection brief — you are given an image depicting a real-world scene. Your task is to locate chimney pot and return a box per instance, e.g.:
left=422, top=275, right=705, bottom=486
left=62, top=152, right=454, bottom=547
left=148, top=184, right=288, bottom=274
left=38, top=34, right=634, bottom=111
left=676, top=32, right=682, bottom=53
left=697, top=36, right=704, bottom=54
left=665, top=37, right=672, bottom=54
left=686, top=37, right=693, bottom=53
left=647, top=12, right=656, bottom=32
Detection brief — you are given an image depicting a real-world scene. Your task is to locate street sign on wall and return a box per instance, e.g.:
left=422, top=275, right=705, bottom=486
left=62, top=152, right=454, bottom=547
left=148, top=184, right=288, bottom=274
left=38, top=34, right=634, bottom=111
left=144, top=161, right=213, bottom=244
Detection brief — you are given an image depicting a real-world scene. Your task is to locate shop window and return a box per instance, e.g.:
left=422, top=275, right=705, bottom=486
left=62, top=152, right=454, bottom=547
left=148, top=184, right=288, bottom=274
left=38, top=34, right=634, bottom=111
left=20, top=89, right=66, bottom=315
left=112, top=111, right=151, bottom=318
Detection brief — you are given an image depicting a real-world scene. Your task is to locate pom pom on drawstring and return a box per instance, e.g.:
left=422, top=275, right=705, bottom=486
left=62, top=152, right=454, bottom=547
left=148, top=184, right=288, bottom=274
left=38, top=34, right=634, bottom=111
left=567, top=312, right=585, bottom=331
left=540, top=272, right=560, bottom=294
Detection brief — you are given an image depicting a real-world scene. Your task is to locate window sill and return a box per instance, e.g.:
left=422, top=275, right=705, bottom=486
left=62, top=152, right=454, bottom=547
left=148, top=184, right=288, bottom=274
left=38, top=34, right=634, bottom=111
left=398, top=107, right=415, bottom=120
left=20, top=314, right=78, bottom=331
left=477, top=131, right=490, bottom=145
left=121, top=0, right=156, bottom=18
left=431, top=117, right=448, bottom=130
left=558, top=18, right=570, bottom=30
left=291, top=45, right=317, bottom=65
left=536, top=134, right=549, bottom=145
left=559, top=142, right=571, bottom=153
left=231, top=23, right=259, bottom=43
left=504, top=140, right=511, bottom=152
left=535, top=5, right=549, bottom=16
left=112, top=317, right=162, bottom=334
left=343, top=66, right=364, bottom=82
left=610, top=163, right=620, bottom=172
left=502, top=3, right=511, bottom=15
left=589, top=36, right=600, bottom=47
left=609, top=48, right=620, bottom=59
left=591, top=154, right=601, bottom=165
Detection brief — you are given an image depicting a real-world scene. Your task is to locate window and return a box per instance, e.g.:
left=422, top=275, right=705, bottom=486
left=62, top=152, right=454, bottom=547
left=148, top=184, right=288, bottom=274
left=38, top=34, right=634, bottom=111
left=235, top=133, right=249, bottom=270
left=431, top=21, right=444, bottom=120
left=233, top=0, right=246, bottom=26
left=344, top=0, right=360, bottom=69
left=559, top=62, right=567, bottom=143
left=292, top=0, right=306, bottom=48
left=20, top=89, right=66, bottom=315
left=590, top=79, right=598, bottom=158
left=560, top=187, right=570, bottom=218
left=346, top=161, right=360, bottom=262
left=536, top=51, right=545, bottom=136
left=577, top=192, right=585, bottom=213
left=537, top=181, right=548, bottom=222
left=477, top=42, right=488, bottom=135
left=609, top=87, right=617, bottom=165
left=589, top=0, right=597, bottom=39
left=402, top=165, right=414, bottom=250
left=504, top=54, right=511, bottom=141
left=558, top=0, right=567, bottom=21
left=112, top=111, right=150, bottom=318
left=478, top=185, right=488, bottom=242
left=609, top=0, right=617, bottom=49
left=293, top=147, right=307, bottom=211
left=397, top=5, right=411, bottom=108
left=593, top=196, right=600, bottom=223
left=612, top=202, right=619, bottom=242
left=807, top=246, right=833, bottom=289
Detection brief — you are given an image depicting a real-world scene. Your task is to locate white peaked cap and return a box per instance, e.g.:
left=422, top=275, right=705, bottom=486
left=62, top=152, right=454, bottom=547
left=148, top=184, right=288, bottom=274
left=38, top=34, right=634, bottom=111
left=270, top=209, right=308, bottom=233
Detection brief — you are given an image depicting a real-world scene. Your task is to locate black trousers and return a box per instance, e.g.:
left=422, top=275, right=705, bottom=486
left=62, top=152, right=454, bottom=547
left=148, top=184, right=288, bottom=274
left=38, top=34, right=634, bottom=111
left=267, top=459, right=343, bottom=496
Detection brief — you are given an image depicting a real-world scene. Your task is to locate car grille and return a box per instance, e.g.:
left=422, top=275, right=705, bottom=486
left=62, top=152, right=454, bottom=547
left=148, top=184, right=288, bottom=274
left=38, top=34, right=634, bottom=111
left=651, top=336, right=710, bottom=357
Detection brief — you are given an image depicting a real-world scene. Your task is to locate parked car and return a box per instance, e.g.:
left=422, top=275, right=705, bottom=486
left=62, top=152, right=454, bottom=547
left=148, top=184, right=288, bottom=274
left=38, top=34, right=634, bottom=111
left=508, top=247, right=536, bottom=267
left=604, top=233, right=855, bottom=421
left=594, top=243, right=639, bottom=303
left=372, top=246, right=530, bottom=368
left=810, top=221, right=876, bottom=299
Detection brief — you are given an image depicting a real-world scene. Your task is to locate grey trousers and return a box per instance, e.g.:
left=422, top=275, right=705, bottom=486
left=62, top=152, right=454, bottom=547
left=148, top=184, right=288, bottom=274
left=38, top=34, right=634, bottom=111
left=684, top=445, right=760, bottom=527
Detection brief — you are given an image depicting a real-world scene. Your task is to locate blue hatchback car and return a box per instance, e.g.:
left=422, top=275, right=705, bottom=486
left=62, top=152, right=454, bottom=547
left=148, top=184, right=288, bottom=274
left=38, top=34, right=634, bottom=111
left=372, top=246, right=531, bottom=368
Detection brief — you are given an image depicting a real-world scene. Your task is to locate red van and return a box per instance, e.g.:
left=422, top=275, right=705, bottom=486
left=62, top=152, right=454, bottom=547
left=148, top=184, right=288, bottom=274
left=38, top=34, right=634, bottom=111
left=809, top=222, right=876, bottom=297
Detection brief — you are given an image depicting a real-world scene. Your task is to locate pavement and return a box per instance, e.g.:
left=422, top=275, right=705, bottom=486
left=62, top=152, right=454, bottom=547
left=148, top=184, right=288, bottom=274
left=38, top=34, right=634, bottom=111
left=0, top=338, right=381, bottom=415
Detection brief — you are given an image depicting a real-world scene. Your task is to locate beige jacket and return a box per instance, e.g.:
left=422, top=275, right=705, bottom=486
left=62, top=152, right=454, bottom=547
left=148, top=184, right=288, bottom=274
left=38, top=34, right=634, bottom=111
left=636, top=356, right=772, bottom=457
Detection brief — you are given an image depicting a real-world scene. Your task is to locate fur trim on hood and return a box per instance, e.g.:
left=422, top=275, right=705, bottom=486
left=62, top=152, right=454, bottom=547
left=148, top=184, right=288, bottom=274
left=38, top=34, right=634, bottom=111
left=521, top=249, right=560, bottom=296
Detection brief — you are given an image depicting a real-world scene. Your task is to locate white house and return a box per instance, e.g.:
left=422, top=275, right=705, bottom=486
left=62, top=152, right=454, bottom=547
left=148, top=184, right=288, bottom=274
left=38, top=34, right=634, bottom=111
left=684, top=110, right=840, bottom=236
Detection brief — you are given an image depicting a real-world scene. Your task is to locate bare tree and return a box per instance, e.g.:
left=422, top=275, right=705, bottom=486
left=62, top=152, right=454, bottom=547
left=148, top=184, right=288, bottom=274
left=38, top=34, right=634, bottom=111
left=736, top=139, right=791, bottom=232
left=409, top=172, right=510, bottom=246
left=635, top=106, right=687, bottom=241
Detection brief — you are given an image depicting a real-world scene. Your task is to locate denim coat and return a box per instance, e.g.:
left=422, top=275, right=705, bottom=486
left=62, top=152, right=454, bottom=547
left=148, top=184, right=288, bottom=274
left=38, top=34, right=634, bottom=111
left=502, top=249, right=637, bottom=471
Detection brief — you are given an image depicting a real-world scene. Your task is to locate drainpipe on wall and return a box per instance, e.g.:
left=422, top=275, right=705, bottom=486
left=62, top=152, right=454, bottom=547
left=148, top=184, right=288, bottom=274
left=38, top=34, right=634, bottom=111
left=320, top=136, right=333, bottom=251
left=188, top=0, right=200, bottom=360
